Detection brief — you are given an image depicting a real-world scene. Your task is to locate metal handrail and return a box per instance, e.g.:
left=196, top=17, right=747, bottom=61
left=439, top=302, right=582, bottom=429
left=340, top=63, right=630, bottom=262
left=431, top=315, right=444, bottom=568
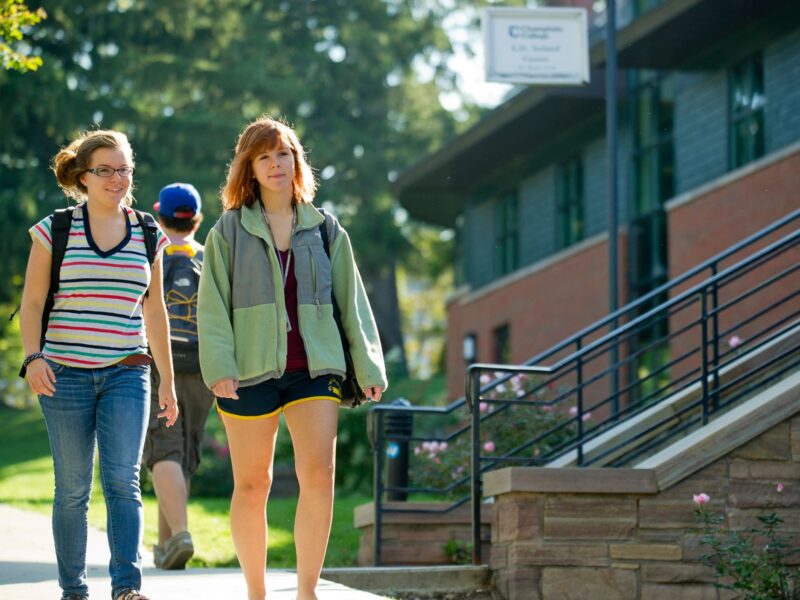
left=368, top=210, right=800, bottom=566
left=464, top=230, right=800, bottom=563
left=372, top=208, right=800, bottom=420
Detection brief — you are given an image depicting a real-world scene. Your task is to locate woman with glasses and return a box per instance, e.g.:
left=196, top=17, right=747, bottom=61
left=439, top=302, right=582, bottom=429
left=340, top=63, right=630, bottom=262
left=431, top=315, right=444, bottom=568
left=19, top=129, right=178, bottom=600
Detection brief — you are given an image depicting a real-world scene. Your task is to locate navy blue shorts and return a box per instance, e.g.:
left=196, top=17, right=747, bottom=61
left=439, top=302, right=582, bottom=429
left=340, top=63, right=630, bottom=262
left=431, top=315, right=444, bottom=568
left=216, top=371, right=342, bottom=419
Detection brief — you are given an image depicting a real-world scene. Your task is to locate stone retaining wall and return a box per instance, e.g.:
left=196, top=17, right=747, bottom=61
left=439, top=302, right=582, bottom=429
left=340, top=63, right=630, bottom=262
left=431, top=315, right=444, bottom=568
left=486, top=417, right=800, bottom=599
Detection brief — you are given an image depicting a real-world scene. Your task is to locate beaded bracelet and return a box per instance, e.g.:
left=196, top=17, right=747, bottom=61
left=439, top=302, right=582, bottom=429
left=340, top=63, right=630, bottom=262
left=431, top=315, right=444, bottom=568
left=19, top=351, right=45, bottom=378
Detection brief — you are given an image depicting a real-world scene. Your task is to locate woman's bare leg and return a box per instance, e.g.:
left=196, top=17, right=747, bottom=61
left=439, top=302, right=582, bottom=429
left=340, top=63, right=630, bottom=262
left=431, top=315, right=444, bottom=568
left=283, top=400, right=338, bottom=600
left=221, top=414, right=280, bottom=600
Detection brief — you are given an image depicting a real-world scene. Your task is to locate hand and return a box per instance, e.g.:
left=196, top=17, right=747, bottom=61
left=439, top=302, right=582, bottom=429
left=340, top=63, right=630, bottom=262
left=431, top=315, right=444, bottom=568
left=363, top=386, right=384, bottom=402
left=211, top=378, right=239, bottom=400
left=26, top=358, right=56, bottom=397
left=157, top=377, right=179, bottom=427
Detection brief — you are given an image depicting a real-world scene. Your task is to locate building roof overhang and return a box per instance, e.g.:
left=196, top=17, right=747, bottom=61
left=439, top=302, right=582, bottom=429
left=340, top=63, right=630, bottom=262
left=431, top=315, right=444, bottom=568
left=396, top=0, right=798, bottom=227
left=395, top=74, right=607, bottom=227
left=612, top=0, right=800, bottom=69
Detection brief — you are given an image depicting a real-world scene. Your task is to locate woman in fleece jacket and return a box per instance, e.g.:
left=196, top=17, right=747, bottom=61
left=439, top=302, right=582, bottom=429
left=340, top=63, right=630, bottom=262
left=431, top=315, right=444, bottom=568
left=197, top=115, right=387, bottom=600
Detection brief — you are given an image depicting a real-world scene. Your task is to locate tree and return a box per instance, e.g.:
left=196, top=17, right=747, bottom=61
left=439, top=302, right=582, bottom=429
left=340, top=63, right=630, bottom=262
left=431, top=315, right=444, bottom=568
left=0, top=0, right=480, bottom=378
left=0, top=0, right=45, bottom=72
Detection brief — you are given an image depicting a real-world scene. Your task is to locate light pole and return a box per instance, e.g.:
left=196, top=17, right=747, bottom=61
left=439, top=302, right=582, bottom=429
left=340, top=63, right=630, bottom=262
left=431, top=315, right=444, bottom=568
left=606, top=0, right=620, bottom=415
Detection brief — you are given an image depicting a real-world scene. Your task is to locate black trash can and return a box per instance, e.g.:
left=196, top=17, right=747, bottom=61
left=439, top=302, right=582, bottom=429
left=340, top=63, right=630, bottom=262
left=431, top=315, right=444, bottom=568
left=385, top=397, right=413, bottom=501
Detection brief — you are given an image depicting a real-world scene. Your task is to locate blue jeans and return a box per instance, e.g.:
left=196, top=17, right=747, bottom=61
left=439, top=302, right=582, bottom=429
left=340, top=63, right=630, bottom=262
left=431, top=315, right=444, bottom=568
left=39, top=359, right=150, bottom=598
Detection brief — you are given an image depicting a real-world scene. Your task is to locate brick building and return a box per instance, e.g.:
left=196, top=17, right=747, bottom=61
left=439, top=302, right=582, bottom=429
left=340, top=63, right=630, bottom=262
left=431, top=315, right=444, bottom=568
left=394, top=0, right=800, bottom=400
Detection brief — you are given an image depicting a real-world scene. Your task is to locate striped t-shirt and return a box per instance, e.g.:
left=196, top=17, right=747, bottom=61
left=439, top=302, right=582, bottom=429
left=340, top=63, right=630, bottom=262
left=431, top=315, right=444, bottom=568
left=29, top=203, right=169, bottom=368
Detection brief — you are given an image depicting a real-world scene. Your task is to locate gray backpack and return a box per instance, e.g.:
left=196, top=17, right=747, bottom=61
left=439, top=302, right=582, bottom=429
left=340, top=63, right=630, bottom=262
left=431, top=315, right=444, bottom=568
left=163, top=248, right=203, bottom=373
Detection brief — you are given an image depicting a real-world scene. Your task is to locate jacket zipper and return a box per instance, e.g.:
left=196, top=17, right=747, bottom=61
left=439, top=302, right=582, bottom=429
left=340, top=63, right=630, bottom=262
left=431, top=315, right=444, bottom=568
left=309, top=247, right=321, bottom=317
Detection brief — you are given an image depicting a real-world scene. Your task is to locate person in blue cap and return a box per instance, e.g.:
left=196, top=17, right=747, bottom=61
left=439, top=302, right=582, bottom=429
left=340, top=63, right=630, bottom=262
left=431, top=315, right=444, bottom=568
left=141, top=183, right=215, bottom=569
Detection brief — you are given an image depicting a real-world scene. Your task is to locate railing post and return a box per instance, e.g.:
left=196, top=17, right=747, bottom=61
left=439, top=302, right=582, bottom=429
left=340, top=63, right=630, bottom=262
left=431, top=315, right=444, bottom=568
left=700, top=291, right=710, bottom=425
left=576, top=339, right=585, bottom=465
left=710, top=263, right=720, bottom=411
left=469, top=367, right=482, bottom=565
left=373, top=409, right=384, bottom=566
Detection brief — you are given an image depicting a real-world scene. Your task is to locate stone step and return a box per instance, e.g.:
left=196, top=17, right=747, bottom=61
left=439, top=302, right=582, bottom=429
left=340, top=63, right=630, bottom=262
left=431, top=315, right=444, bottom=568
left=321, top=565, right=495, bottom=599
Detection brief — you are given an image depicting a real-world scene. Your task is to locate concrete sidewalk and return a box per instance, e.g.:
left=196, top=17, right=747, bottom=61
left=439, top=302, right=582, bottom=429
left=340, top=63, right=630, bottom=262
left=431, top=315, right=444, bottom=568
left=0, top=504, right=390, bottom=599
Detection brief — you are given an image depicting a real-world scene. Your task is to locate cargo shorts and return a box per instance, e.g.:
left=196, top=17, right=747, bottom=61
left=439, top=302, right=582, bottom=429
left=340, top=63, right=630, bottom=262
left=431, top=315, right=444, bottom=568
left=142, top=369, right=215, bottom=477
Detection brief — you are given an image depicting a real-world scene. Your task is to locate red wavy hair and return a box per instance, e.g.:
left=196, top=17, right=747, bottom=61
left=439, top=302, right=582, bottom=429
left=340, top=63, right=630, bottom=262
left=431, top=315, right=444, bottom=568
left=221, top=116, right=317, bottom=210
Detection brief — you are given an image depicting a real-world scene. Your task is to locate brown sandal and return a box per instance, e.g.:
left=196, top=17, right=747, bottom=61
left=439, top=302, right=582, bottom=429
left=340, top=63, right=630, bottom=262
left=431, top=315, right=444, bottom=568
left=116, top=591, right=150, bottom=600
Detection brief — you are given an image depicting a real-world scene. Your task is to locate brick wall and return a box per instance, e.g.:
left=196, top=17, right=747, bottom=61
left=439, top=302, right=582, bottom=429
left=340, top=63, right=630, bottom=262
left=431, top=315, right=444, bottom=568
left=446, top=234, right=628, bottom=400
left=489, top=417, right=800, bottom=600
left=667, top=145, right=800, bottom=384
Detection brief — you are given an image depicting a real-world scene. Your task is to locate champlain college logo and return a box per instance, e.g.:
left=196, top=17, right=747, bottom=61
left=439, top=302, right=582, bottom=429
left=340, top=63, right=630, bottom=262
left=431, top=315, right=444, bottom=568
left=327, top=377, right=342, bottom=398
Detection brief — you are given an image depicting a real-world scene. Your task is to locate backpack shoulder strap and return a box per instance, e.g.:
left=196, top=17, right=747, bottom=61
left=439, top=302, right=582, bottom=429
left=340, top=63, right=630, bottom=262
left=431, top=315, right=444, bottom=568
left=317, top=208, right=339, bottom=258
left=10, top=206, right=74, bottom=325
left=318, top=208, right=331, bottom=258
left=49, top=206, right=75, bottom=298
left=317, top=208, right=350, bottom=347
left=132, top=209, right=159, bottom=265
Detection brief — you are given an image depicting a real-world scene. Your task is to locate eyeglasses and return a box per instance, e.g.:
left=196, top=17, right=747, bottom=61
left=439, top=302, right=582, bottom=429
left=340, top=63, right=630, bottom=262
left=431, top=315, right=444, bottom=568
left=86, top=166, right=135, bottom=178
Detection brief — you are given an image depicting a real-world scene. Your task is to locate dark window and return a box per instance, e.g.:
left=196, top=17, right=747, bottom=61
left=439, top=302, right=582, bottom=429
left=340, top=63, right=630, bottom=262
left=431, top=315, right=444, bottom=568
left=555, top=157, right=584, bottom=250
left=729, top=54, right=765, bottom=169
left=454, top=215, right=465, bottom=287
left=628, top=70, right=675, bottom=406
left=494, top=324, right=511, bottom=364
left=630, top=70, right=674, bottom=299
left=494, top=192, right=518, bottom=277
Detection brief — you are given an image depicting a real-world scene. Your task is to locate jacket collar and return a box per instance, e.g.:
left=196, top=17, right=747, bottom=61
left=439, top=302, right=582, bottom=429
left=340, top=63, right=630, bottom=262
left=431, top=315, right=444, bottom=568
left=240, top=201, right=325, bottom=246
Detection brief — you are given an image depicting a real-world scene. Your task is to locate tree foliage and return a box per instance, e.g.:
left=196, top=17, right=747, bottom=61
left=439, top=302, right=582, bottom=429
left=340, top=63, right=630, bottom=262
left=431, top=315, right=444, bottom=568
left=0, top=0, right=46, bottom=72
left=0, top=0, right=483, bottom=381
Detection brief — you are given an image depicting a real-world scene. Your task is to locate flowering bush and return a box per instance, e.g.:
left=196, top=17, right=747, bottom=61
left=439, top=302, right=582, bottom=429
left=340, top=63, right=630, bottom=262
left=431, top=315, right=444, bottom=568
left=693, top=486, right=800, bottom=600
left=408, top=372, right=588, bottom=498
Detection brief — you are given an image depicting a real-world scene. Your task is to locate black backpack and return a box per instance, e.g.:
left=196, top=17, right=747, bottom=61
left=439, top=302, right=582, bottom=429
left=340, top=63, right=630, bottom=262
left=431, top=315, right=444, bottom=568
left=162, top=248, right=203, bottom=373
left=15, top=205, right=159, bottom=376
left=318, top=209, right=368, bottom=408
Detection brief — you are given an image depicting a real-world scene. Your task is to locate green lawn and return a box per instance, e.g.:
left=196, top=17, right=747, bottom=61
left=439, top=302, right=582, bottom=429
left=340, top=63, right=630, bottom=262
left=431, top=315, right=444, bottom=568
left=0, top=404, right=367, bottom=568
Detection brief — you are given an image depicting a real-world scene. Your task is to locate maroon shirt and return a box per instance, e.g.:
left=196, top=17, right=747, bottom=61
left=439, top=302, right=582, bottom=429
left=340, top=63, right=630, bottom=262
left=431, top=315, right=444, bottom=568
left=278, top=249, right=309, bottom=372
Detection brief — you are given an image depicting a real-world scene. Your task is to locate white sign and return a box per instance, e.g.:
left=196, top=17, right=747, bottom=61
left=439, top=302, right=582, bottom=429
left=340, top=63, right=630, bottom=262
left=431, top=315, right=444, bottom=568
left=483, top=7, right=590, bottom=86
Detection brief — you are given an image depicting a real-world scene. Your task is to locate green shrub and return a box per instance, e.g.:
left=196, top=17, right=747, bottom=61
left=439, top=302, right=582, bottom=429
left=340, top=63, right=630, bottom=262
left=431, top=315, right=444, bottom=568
left=694, top=488, right=800, bottom=599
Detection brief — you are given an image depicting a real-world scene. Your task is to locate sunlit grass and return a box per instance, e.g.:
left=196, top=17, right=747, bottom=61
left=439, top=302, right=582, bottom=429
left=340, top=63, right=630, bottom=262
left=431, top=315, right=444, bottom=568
left=0, top=404, right=367, bottom=568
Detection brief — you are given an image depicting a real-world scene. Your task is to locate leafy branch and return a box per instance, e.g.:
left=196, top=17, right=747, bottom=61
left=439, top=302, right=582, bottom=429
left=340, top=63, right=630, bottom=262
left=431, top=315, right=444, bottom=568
left=0, top=0, right=46, bottom=72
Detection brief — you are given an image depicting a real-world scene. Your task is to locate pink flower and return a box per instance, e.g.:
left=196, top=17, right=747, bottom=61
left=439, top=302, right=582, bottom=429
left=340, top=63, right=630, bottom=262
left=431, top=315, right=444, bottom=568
left=540, top=405, right=553, bottom=413
left=414, top=446, right=422, bottom=456
left=438, top=441, right=448, bottom=452
left=693, top=493, right=711, bottom=506
left=483, top=441, right=496, bottom=453
left=496, top=384, right=507, bottom=393
left=728, top=335, right=742, bottom=348
left=479, top=402, right=489, bottom=413
left=582, top=412, right=592, bottom=422
left=777, top=483, right=785, bottom=493
left=480, top=374, right=492, bottom=385
left=569, top=406, right=578, bottom=416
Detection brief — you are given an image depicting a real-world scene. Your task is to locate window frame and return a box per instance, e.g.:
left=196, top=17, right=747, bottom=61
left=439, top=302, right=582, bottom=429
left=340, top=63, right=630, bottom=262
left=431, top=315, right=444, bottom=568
left=728, top=53, right=766, bottom=170
left=493, top=191, right=519, bottom=277
left=555, top=156, right=585, bottom=250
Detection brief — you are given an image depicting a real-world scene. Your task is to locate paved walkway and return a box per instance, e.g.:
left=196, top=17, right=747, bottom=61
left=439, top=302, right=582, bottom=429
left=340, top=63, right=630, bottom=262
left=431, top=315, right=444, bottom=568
left=0, top=504, right=390, bottom=599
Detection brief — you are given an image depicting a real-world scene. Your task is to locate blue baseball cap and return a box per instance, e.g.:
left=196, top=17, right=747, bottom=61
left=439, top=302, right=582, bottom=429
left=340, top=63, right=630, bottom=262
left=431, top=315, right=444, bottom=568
left=154, top=183, right=201, bottom=218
